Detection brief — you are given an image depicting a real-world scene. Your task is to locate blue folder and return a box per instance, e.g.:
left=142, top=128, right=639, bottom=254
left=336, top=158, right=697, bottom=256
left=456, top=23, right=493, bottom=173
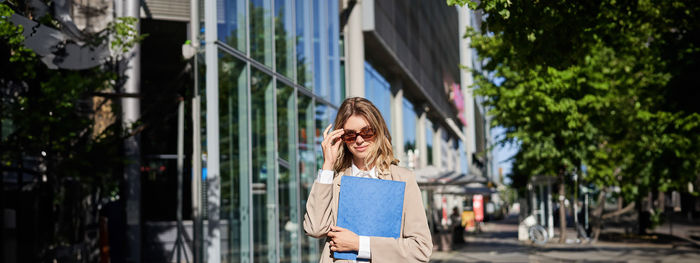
left=333, top=176, right=406, bottom=260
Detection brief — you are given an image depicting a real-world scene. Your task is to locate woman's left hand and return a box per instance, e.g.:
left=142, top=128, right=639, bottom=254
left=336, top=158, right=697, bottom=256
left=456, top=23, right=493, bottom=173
left=327, top=226, right=359, bottom=252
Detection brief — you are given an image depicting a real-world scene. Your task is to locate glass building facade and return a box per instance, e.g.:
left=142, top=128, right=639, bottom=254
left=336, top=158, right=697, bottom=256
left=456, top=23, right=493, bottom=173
left=203, top=0, right=341, bottom=262
left=364, top=62, right=392, bottom=134
left=402, top=97, right=417, bottom=168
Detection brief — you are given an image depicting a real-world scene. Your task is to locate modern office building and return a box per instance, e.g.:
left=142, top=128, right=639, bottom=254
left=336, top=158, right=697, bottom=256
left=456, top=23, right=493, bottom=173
left=342, top=0, right=493, bottom=242
left=1, top=0, right=491, bottom=262
left=194, top=0, right=492, bottom=260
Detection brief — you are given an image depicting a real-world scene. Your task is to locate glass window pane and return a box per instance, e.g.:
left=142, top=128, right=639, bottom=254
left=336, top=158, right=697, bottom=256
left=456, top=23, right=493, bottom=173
left=218, top=51, right=249, bottom=262
left=250, top=0, right=273, bottom=66
left=327, top=0, right=341, bottom=105
left=218, top=0, right=247, bottom=51
left=278, top=164, right=300, bottom=263
left=314, top=102, right=335, bottom=170
left=340, top=57, right=345, bottom=100
left=141, top=158, right=179, bottom=220
left=251, top=68, right=276, bottom=262
left=277, top=83, right=294, bottom=161
left=314, top=102, right=326, bottom=170
left=441, top=130, right=449, bottom=168
left=295, top=0, right=313, bottom=88
left=426, top=120, right=433, bottom=166
left=199, top=54, right=207, bottom=176
left=297, top=94, right=318, bottom=263
left=276, top=81, right=300, bottom=262
left=364, top=62, right=392, bottom=134
left=312, top=0, right=329, bottom=100
left=275, top=0, right=295, bottom=78
left=402, top=98, right=417, bottom=169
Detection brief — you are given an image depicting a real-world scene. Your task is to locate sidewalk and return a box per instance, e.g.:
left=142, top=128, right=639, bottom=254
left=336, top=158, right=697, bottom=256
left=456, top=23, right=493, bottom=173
left=652, top=218, right=700, bottom=248
left=598, top=215, right=700, bottom=249
left=430, top=215, right=700, bottom=262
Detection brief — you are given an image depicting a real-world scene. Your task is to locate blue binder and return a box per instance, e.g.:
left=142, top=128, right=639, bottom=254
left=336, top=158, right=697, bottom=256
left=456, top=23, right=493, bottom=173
left=334, top=176, right=406, bottom=260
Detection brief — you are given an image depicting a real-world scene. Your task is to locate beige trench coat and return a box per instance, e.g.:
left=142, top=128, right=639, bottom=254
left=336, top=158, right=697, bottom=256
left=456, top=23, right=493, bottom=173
left=303, top=165, right=433, bottom=262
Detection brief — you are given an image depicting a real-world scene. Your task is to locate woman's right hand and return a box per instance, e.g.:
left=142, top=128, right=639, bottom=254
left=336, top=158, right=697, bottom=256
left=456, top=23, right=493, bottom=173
left=321, top=124, right=344, bottom=171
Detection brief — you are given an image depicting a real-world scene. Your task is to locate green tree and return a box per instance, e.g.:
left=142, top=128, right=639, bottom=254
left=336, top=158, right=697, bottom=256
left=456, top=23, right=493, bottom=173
left=1, top=2, right=144, bottom=259
left=450, top=0, right=700, bottom=240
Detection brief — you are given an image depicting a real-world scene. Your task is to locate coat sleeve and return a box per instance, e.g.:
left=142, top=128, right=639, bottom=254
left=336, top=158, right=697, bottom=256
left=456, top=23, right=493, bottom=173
left=303, top=180, right=334, bottom=238
left=370, top=172, right=433, bottom=262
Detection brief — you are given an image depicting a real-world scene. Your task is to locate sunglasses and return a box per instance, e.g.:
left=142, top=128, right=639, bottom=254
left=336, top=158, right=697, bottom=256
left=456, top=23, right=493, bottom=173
left=341, top=127, right=376, bottom=143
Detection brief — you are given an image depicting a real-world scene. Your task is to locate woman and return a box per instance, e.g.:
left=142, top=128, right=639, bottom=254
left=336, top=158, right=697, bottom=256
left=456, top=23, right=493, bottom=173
left=303, top=97, right=433, bottom=262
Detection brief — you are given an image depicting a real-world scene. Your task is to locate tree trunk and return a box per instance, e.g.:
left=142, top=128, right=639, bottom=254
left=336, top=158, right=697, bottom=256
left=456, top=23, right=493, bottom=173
left=590, top=190, right=606, bottom=242
left=638, top=192, right=653, bottom=235
left=559, top=173, right=567, bottom=243
left=602, top=201, right=636, bottom=220
left=616, top=196, right=623, bottom=223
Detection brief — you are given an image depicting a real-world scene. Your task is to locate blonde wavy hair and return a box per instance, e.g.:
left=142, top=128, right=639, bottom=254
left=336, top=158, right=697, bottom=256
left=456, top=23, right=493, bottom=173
left=332, top=97, right=399, bottom=175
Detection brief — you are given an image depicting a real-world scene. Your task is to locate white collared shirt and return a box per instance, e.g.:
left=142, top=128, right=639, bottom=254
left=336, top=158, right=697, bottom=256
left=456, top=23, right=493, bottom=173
left=316, top=163, right=374, bottom=260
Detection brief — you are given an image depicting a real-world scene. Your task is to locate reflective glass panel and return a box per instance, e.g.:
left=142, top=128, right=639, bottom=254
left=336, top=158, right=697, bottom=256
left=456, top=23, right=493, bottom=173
left=339, top=59, right=345, bottom=100
left=277, top=165, right=300, bottom=262
left=275, top=0, right=295, bottom=78
left=295, top=0, right=313, bottom=88
left=218, top=0, right=247, bottom=51
left=441, top=130, right=449, bottom=168
left=297, top=94, right=318, bottom=263
left=364, top=62, right=392, bottom=134
left=402, top=98, right=417, bottom=169
left=250, top=0, right=273, bottom=66
left=277, top=83, right=294, bottom=162
left=277, top=82, right=300, bottom=262
left=250, top=68, right=276, bottom=262
left=426, top=119, right=433, bottom=166
left=312, top=0, right=329, bottom=100
left=314, top=103, right=337, bottom=169
left=314, top=102, right=327, bottom=170
left=218, top=51, right=249, bottom=262
left=199, top=53, right=207, bottom=177
left=327, top=0, right=341, bottom=105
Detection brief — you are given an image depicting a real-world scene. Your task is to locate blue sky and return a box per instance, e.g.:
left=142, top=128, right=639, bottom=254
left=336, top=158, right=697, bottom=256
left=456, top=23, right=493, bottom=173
left=491, top=126, right=518, bottom=185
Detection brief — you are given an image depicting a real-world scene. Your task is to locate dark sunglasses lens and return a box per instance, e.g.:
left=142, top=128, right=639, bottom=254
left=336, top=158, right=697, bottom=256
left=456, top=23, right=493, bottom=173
left=359, top=128, right=375, bottom=140
left=342, top=128, right=374, bottom=143
left=342, top=132, right=356, bottom=143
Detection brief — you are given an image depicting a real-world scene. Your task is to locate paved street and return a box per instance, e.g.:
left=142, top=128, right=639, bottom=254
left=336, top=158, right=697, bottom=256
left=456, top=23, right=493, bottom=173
left=430, top=216, right=700, bottom=262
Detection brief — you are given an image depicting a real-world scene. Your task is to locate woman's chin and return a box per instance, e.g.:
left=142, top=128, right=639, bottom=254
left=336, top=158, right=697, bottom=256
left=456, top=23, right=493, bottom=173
left=351, top=150, right=369, bottom=160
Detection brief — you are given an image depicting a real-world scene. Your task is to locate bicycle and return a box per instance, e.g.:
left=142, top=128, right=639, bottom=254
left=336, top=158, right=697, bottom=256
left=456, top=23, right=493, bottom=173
left=523, top=215, right=549, bottom=245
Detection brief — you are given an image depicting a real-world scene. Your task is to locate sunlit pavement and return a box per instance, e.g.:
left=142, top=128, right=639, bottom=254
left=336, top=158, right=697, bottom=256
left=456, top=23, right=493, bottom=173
left=430, top=215, right=700, bottom=263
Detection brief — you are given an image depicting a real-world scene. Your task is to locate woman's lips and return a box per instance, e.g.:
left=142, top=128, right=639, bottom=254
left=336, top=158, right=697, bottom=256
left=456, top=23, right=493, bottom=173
left=354, top=145, right=368, bottom=152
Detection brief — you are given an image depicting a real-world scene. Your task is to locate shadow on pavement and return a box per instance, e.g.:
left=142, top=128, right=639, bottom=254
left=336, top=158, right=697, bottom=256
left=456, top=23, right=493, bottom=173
left=431, top=214, right=700, bottom=263
left=600, top=232, right=700, bottom=249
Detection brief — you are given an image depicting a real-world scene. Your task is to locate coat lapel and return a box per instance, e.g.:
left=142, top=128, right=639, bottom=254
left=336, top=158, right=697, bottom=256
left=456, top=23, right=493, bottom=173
left=331, top=167, right=352, bottom=223
left=378, top=165, right=394, bottom=180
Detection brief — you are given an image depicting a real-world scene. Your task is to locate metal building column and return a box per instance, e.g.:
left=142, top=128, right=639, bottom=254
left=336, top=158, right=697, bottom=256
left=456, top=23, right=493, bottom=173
left=433, top=127, right=442, bottom=170
left=390, top=83, right=404, bottom=162
left=344, top=0, right=365, bottom=98
left=189, top=0, right=203, bottom=260
left=204, top=0, right=221, bottom=262
left=121, top=0, right=142, bottom=262
left=458, top=6, right=478, bottom=176
left=417, top=110, right=428, bottom=169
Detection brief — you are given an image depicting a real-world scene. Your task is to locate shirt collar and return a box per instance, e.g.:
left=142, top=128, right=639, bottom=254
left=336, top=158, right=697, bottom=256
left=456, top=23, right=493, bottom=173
left=351, top=162, right=376, bottom=178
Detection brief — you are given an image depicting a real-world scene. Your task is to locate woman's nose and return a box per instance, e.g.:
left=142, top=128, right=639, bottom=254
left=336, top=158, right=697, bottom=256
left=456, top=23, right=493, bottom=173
left=355, top=134, right=365, bottom=144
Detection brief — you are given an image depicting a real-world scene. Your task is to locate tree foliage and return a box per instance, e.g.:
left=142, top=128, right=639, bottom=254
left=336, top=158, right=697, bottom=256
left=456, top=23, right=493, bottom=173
left=450, top=0, right=700, bottom=202
left=1, top=2, right=144, bottom=258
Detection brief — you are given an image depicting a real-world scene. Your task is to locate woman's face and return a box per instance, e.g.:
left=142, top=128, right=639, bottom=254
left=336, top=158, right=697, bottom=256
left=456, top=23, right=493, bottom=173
left=342, top=114, right=374, bottom=161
